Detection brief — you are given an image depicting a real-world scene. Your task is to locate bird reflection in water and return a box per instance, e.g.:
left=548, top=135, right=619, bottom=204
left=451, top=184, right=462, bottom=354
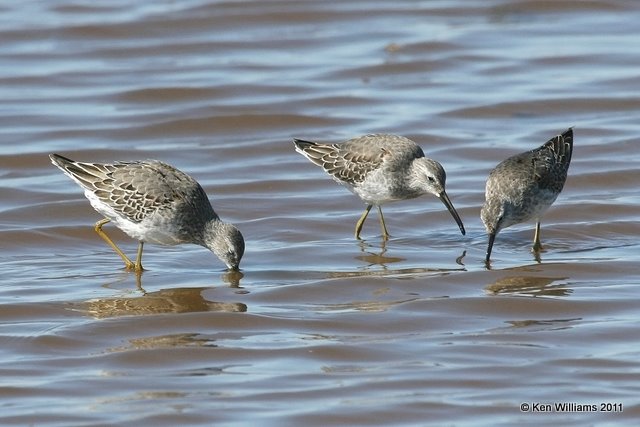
left=328, top=239, right=466, bottom=277
left=110, top=333, right=218, bottom=352
left=506, top=318, right=581, bottom=330
left=80, top=285, right=247, bottom=318
left=124, top=268, right=244, bottom=292
left=354, top=239, right=405, bottom=268
left=221, top=269, right=245, bottom=289
left=485, top=274, right=571, bottom=298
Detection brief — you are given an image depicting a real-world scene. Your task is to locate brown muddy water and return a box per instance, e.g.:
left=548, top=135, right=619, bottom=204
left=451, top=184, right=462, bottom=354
left=1, top=1, right=639, bottom=426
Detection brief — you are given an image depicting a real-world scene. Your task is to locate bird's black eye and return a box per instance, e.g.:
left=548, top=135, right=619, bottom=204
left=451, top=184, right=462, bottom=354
left=427, top=176, right=435, bottom=182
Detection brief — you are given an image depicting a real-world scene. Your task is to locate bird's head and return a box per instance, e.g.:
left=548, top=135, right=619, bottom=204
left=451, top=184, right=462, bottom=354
left=204, top=223, right=245, bottom=271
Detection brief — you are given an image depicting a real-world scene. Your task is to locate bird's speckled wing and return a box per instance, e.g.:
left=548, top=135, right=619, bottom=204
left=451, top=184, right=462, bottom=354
left=294, top=138, right=385, bottom=185
left=531, top=128, right=573, bottom=193
left=50, top=154, right=214, bottom=223
left=487, top=128, right=573, bottom=195
left=294, top=134, right=422, bottom=186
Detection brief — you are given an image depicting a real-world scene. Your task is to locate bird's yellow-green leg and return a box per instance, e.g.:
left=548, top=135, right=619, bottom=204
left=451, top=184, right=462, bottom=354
left=94, top=218, right=135, bottom=270
left=532, top=221, right=543, bottom=252
left=134, top=241, right=144, bottom=272
left=355, top=205, right=373, bottom=239
left=376, top=206, right=390, bottom=240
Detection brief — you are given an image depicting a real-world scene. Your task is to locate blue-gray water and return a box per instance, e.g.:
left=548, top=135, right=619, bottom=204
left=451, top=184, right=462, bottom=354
left=1, top=1, right=639, bottom=425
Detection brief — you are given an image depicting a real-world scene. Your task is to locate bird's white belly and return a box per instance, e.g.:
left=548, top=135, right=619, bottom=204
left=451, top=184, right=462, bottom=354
left=117, top=216, right=185, bottom=246
left=351, top=184, right=397, bottom=205
left=507, top=188, right=558, bottom=224
left=347, top=169, right=401, bottom=205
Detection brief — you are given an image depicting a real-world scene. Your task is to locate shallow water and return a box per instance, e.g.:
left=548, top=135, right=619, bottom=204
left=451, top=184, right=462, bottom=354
left=1, top=0, right=640, bottom=425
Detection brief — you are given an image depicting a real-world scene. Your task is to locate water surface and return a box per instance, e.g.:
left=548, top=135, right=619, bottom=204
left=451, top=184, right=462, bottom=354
left=1, top=1, right=639, bottom=425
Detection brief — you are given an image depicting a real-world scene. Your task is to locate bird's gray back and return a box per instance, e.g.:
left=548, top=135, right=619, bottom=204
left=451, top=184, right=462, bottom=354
left=488, top=128, right=573, bottom=197
left=296, top=134, right=425, bottom=187
left=56, top=157, right=217, bottom=226
left=341, top=134, right=424, bottom=168
left=111, top=161, right=217, bottom=224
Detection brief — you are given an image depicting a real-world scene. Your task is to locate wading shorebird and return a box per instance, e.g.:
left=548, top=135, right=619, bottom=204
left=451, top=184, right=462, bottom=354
left=293, top=134, right=465, bottom=240
left=50, top=154, right=244, bottom=272
left=481, top=128, right=573, bottom=264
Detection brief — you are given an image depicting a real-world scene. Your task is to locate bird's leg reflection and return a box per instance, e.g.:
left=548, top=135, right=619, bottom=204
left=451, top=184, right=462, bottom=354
left=101, top=270, right=146, bottom=294
left=532, top=249, right=542, bottom=264
left=357, top=238, right=387, bottom=255
left=135, top=269, right=145, bottom=292
left=355, top=239, right=404, bottom=269
left=103, top=267, right=243, bottom=294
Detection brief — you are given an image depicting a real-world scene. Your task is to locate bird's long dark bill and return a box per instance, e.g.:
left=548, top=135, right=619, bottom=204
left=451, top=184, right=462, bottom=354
left=485, top=233, right=496, bottom=264
left=439, top=191, right=465, bottom=236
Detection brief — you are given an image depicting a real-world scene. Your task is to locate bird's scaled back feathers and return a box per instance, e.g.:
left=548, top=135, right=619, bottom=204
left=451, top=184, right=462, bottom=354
left=49, top=153, right=217, bottom=225
left=486, top=127, right=573, bottom=197
left=293, top=134, right=425, bottom=186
